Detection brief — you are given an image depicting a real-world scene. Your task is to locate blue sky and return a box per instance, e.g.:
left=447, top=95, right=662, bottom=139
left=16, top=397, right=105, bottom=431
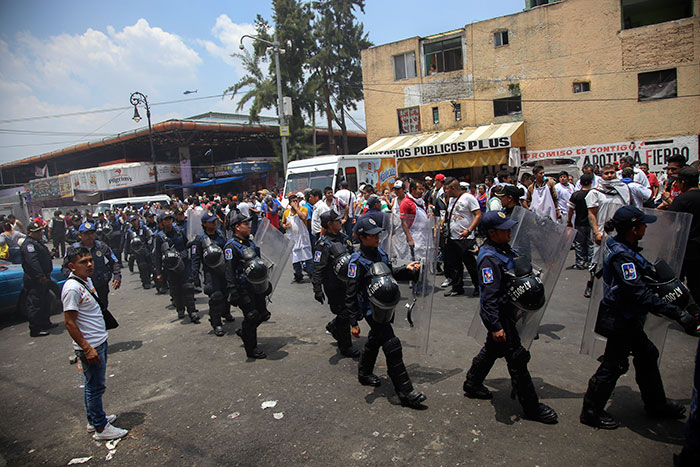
left=0, top=0, right=525, bottom=165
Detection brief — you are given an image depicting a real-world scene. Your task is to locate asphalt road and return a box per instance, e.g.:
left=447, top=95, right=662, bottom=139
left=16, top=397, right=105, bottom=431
left=0, top=251, right=696, bottom=466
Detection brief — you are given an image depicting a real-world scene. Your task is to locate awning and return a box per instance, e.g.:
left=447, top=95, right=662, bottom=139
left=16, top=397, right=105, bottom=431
left=164, top=175, right=244, bottom=189
left=360, top=122, right=525, bottom=173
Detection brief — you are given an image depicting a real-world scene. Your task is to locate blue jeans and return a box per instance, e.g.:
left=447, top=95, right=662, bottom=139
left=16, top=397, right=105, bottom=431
left=293, top=260, right=313, bottom=278
left=76, top=341, right=108, bottom=430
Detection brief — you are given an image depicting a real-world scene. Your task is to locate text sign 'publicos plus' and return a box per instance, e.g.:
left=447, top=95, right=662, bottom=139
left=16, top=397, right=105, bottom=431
left=364, top=136, right=511, bottom=158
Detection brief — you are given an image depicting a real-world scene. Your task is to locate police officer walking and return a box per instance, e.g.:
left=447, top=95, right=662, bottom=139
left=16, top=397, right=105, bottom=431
left=65, top=215, right=81, bottom=245
left=345, top=217, right=426, bottom=408
left=106, top=211, right=124, bottom=268
left=580, top=206, right=698, bottom=429
left=463, top=211, right=558, bottom=424
left=224, top=212, right=271, bottom=359
left=312, top=210, right=360, bottom=358
left=153, top=212, right=200, bottom=324
left=62, top=221, right=121, bottom=307
left=192, top=211, right=235, bottom=336
left=124, top=215, right=153, bottom=289
left=21, top=221, right=58, bottom=337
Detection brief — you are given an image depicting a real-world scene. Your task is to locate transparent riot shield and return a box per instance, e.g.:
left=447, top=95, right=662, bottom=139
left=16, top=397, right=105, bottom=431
left=254, top=217, right=293, bottom=299
left=186, top=207, right=205, bottom=242
left=383, top=211, right=438, bottom=356
left=581, top=209, right=692, bottom=359
left=468, top=207, right=575, bottom=350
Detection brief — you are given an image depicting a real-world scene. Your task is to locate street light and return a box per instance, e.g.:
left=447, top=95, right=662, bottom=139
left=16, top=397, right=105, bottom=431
left=239, top=32, right=289, bottom=176
left=130, top=91, right=159, bottom=193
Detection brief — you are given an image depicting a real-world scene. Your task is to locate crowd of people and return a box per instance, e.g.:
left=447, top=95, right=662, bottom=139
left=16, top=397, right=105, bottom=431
left=7, top=156, right=700, bottom=463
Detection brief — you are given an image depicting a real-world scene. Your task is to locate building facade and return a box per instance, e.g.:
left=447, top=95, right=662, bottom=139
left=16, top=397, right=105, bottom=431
left=360, top=0, right=699, bottom=178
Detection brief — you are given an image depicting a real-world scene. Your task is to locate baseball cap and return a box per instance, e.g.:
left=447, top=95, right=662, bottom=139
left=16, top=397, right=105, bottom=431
left=435, top=174, right=445, bottom=182
left=79, top=222, right=96, bottom=232
left=201, top=211, right=217, bottom=223
left=27, top=221, right=45, bottom=232
left=424, top=176, right=432, bottom=181
left=287, top=192, right=298, bottom=200
left=393, top=180, right=405, bottom=190
left=481, top=211, right=518, bottom=231
left=128, top=215, right=138, bottom=222
left=355, top=217, right=383, bottom=235
left=459, top=182, right=469, bottom=190
left=158, top=211, right=175, bottom=222
left=611, top=206, right=657, bottom=225
left=366, top=195, right=381, bottom=208
left=320, top=210, right=341, bottom=229
left=229, top=210, right=251, bottom=226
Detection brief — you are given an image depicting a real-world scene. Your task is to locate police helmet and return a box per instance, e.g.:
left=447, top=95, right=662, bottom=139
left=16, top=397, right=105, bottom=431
left=130, top=235, right=144, bottom=253
left=242, top=247, right=270, bottom=294
left=646, top=259, right=692, bottom=309
left=367, top=262, right=401, bottom=323
left=329, top=242, right=352, bottom=283
left=163, top=249, right=184, bottom=272
left=101, top=223, right=113, bottom=236
left=203, top=244, right=224, bottom=269
left=503, top=256, right=545, bottom=312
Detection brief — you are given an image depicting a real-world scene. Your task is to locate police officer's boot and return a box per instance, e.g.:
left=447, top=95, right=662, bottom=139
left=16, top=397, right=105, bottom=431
left=171, top=290, right=185, bottom=319
left=183, top=284, right=200, bottom=324
left=580, top=377, right=619, bottom=429
left=222, top=302, right=235, bottom=322
left=383, top=337, right=426, bottom=408
left=507, top=348, right=557, bottom=424
left=463, top=352, right=496, bottom=400
left=209, top=292, right=225, bottom=336
left=334, top=317, right=360, bottom=358
left=128, top=255, right=135, bottom=273
left=358, top=343, right=381, bottom=387
left=138, top=260, right=151, bottom=289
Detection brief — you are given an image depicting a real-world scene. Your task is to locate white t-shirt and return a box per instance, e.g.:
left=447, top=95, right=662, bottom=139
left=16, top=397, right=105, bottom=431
left=617, top=168, right=650, bottom=188
left=237, top=201, right=250, bottom=217
left=335, top=189, right=355, bottom=218
left=448, top=193, right=480, bottom=240
left=585, top=186, right=630, bottom=231
left=311, top=199, right=331, bottom=235
left=62, top=274, right=108, bottom=351
left=555, top=182, right=574, bottom=216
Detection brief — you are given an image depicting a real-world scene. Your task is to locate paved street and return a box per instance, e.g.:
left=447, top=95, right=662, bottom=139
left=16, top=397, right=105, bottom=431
left=0, top=251, right=696, bottom=466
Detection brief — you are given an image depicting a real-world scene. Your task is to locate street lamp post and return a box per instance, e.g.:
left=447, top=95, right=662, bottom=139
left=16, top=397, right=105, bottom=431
left=240, top=32, right=289, bottom=176
left=130, top=91, right=159, bottom=193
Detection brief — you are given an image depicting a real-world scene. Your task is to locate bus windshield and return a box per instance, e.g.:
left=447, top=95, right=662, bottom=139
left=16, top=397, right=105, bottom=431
left=286, top=170, right=334, bottom=194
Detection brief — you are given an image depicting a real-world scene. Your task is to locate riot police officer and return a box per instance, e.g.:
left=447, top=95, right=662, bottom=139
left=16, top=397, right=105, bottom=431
left=144, top=211, right=158, bottom=232
left=175, top=208, right=188, bottom=232
left=154, top=211, right=200, bottom=323
left=124, top=215, right=153, bottom=289
left=580, top=206, right=698, bottom=429
left=62, top=221, right=121, bottom=307
left=65, top=215, right=81, bottom=245
left=151, top=213, right=168, bottom=295
left=21, top=221, right=57, bottom=337
left=192, top=211, right=234, bottom=336
left=106, top=211, right=124, bottom=268
left=224, top=212, right=271, bottom=359
left=345, top=217, right=426, bottom=408
left=463, top=211, right=558, bottom=424
left=312, top=210, right=360, bottom=357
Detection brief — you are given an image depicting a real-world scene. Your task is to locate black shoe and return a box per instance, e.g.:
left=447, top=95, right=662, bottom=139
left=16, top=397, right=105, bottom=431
left=440, top=278, right=452, bottom=288
left=293, top=274, right=303, bottom=283
left=340, top=346, right=361, bottom=358
left=143, top=283, right=152, bottom=289
left=444, top=289, right=464, bottom=297
left=189, top=312, right=201, bottom=324
left=399, top=390, right=427, bottom=408
left=645, top=401, right=686, bottom=419
left=223, top=314, right=235, bottom=323
left=235, top=328, right=243, bottom=339
left=580, top=407, right=619, bottom=429
left=262, top=311, right=271, bottom=322
left=29, top=330, right=50, bottom=337
left=358, top=373, right=381, bottom=387
left=584, top=285, right=592, bottom=298
left=45, top=322, right=60, bottom=329
left=524, top=403, right=558, bottom=424
left=471, top=288, right=480, bottom=297
left=325, top=321, right=338, bottom=339
left=177, top=309, right=185, bottom=319
left=463, top=382, right=493, bottom=400
left=213, top=325, right=225, bottom=337
left=246, top=348, right=266, bottom=359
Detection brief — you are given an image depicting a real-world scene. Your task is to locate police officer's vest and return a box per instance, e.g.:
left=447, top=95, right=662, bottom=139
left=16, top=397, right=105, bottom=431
left=477, top=244, right=516, bottom=271
left=317, top=232, right=353, bottom=287
left=51, top=218, right=66, bottom=237
left=348, top=246, right=390, bottom=317
left=66, top=226, right=80, bottom=243
left=197, top=231, right=227, bottom=273
left=225, top=237, right=261, bottom=290
left=158, top=227, right=187, bottom=254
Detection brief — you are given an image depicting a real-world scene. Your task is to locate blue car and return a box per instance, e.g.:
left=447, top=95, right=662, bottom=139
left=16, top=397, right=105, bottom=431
left=0, top=259, right=66, bottom=318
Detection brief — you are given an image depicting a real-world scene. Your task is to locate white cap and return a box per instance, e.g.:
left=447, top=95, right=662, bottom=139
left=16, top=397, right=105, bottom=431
left=425, top=176, right=432, bottom=181
left=393, top=180, right=404, bottom=189
left=296, top=191, right=304, bottom=199
left=459, top=181, right=469, bottom=190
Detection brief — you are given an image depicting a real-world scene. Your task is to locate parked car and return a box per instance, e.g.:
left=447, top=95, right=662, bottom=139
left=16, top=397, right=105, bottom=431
left=0, top=259, right=66, bottom=318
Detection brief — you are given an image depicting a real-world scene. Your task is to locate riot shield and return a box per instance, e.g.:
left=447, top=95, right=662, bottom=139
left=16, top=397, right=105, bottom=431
left=468, top=207, right=575, bottom=350
left=580, top=209, right=692, bottom=359
left=254, top=217, right=293, bottom=300
left=186, top=207, right=205, bottom=242
left=382, top=211, right=438, bottom=355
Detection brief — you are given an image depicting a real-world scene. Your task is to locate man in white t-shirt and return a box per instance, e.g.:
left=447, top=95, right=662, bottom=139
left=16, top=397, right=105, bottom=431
left=237, top=197, right=251, bottom=217
left=443, top=176, right=482, bottom=297
left=335, top=180, right=356, bottom=237
left=311, top=188, right=331, bottom=237
left=63, top=246, right=128, bottom=441
left=554, top=171, right=574, bottom=223
left=617, top=155, right=650, bottom=189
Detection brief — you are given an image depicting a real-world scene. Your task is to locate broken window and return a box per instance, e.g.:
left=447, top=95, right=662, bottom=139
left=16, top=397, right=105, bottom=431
left=397, top=106, right=421, bottom=134
left=493, top=96, right=522, bottom=117
left=393, top=52, right=417, bottom=81
left=432, top=107, right=439, bottom=125
left=494, top=30, right=509, bottom=47
left=638, top=69, right=677, bottom=102
left=424, top=37, right=463, bottom=75
left=621, top=0, right=693, bottom=30
left=573, top=81, right=591, bottom=93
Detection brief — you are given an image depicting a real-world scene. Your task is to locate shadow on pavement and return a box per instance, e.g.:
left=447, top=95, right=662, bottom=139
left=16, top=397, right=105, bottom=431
left=405, top=363, right=463, bottom=385
left=108, top=340, right=143, bottom=354
left=537, top=323, right=565, bottom=340
left=117, top=411, right=147, bottom=430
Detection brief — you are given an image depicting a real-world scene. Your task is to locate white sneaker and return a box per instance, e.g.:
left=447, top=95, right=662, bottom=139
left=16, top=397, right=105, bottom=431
left=92, top=422, right=128, bottom=440
left=87, top=414, right=117, bottom=432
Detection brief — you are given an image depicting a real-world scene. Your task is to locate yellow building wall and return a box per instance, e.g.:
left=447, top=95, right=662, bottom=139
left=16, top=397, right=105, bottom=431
left=361, top=0, right=700, bottom=152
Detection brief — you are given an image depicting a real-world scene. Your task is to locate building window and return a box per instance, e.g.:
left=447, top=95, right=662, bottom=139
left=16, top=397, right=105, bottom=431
left=493, top=96, right=522, bottom=117
left=622, top=0, right=692, bottom=30
left=638, top=69, right=677, bottom=101
left=573, top=81, right=591, bottom=93
left=494, top=30, right=509, bottom=47
left=432, top=107, right=439, bottom=124
left=452, top=102, right=462, bottom=121
left=397, top=106, right=421, bottom=134
left=393, top=52, right=417, bottom=81
left=424, top=36, right=463, bottom=75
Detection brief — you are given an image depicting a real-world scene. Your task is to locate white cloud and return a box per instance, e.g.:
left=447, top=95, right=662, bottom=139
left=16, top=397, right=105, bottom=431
left=199, top=14, right=257, bottom=67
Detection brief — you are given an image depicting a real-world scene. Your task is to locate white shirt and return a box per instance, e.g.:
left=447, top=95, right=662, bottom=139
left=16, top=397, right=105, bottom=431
left=335, top=189, right=355, bottom=218
left=625, top=182, right=652, bottom=208
left=575, top=174, right=602, bottom=191
left=448, top=193, right=480, bottom=240
left=517, top=183, right=528, bottom=201
left=554, top=182, right=574, bottom=216
left=311, top=199, right=331, bottom=235
left=237, top=201, right=250, bottom=217
left=585, top=185, right=630, bottom=231
left=617, top=168, right=650, bottom=188
left=62, top=274, right=108, bottom=351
